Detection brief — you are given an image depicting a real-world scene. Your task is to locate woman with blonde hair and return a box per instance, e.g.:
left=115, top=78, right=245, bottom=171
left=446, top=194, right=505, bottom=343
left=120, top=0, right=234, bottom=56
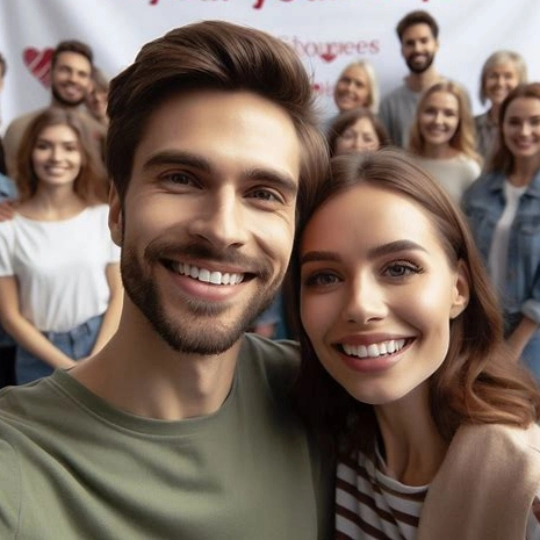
left=332, top=60, right=379, bottom=115
left=475, top=50, right=527, bottom=160
left=409, top=81, right=481, bottom=203
left=0, top=108, right=122, bottom=384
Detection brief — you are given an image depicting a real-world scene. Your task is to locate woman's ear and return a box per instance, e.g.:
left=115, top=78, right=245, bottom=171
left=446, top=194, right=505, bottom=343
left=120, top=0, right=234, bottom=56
left=450, top=259, right=470, bottom=319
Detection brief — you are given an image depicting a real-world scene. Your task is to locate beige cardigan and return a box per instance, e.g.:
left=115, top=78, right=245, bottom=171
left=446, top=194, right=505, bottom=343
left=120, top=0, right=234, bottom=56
left=418, top=423, right=540, bottom=540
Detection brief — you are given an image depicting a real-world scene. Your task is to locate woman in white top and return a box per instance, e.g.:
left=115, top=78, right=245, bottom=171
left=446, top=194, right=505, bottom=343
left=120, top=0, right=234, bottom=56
left=474, top=50, right=527, bottom=162
left=463, top=83, right=540, bottom=382
left=0, top=108, right=122, bottom=384
left=294, top=149, right=540, bottom=539
left=408, top=81, right=482, bottom=204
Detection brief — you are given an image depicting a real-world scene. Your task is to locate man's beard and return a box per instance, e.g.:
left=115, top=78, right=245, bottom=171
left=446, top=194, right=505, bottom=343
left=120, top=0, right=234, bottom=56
left=406, top=52, right=435, bottom=75
left=51, top=82, right=86, bottom=107
left=121, top=240, right=282, bottom=355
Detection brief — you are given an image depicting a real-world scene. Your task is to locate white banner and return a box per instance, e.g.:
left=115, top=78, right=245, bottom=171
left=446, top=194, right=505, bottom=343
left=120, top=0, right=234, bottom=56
left=0, top=0, right=539, bottom=128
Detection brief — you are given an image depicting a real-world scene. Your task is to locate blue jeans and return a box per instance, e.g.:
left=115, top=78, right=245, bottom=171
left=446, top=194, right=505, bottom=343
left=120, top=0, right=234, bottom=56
left=505, top=313, right=540, bottom=382
left=16, top=314, right=103, bottom=385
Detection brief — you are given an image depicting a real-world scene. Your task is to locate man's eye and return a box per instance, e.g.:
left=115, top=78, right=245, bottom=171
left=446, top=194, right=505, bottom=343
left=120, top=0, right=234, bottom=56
left=250, top=189, right=281, bottom=203
left=161, top=172, right=196, bottom=185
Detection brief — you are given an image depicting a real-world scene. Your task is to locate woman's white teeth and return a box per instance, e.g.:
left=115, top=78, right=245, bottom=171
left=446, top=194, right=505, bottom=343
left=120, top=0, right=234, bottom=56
left=173, top=263, right=244, bottom=285
left=342, top=339, right=406, bottom=359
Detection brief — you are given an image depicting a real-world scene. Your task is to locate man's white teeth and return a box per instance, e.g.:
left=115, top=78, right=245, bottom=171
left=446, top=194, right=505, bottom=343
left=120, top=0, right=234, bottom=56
left=342, top=339, right=406, bottom=359
left=172, top=262, right=244, bottom=285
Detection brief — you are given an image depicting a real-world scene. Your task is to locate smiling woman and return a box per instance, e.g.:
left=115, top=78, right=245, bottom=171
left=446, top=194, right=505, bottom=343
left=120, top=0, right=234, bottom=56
left=408, top=81, right=482, bottom=204
left=293, top=149, right=540, bottom=539
left=0, top=108, right=121, bottom=384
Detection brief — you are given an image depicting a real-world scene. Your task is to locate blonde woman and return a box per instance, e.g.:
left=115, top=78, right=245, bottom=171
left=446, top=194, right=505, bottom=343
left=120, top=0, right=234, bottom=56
left=409, top=81, right=481, bottom=203
left=475, top=50, right=527, bottom=161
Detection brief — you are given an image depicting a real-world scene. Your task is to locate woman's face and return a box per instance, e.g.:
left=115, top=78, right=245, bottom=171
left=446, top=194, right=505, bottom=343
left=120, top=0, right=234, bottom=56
left=485, top=62, right=520, bottom=108
left=418, top=91, right=460, bottom=149
left=334, top=117, right=381, bottom=155
left=300, top=183, right=468, bottom=405
left=502, top=96, right=540, bottom=160
left=32, top=124, right=82, bottom=187
left=86, top=88, right=108, bottom=121
left=333, top=65, right=371, bottom=112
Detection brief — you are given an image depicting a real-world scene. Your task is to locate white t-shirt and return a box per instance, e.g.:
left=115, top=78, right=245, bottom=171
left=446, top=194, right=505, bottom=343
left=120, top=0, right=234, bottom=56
left=488, top=181, right=527, bottom=296
left=0, top=204, right=120, bottom=332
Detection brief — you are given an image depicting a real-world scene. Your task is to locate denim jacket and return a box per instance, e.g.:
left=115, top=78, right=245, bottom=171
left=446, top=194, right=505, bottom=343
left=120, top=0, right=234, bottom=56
left=462, top=169, right=540, bottom=324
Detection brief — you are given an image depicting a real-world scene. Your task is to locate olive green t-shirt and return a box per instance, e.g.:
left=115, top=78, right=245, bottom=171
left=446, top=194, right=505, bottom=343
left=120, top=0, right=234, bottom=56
left=0, top=334, right=332, bottom=539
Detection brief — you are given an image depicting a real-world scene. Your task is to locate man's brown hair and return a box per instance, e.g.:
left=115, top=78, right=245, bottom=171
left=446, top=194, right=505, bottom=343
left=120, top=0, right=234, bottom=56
left=106, top=20, right=328, bottom=222
left=396, top=10, right=439, bottom=42
left=51, top=40, right=93, bottom=68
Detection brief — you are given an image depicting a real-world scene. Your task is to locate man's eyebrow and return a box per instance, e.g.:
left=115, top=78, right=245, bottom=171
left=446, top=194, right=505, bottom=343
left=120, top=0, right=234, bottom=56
left=243, top=167, right=298, bottom=196
left=301, top=240, right=427, bottom=265
left=143, top=150, right=298, bottom=195
left=142, top=151, right=212, bottom=174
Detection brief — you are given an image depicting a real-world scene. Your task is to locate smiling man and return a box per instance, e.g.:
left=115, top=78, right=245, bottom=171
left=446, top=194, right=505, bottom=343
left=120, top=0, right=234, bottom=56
left=379, top=10, right=448, bottom=148
left=0, top=21, right=332, bottom=539
left=3, top=40, right=106, bottom=176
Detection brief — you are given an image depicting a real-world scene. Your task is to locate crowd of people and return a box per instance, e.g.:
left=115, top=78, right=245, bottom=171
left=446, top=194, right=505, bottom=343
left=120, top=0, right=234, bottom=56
left=0, top=9, right=539, bottom=539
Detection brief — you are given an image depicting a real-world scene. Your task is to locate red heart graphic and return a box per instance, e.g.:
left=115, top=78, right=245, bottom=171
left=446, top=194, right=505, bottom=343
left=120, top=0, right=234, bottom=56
left=23, top=47, right=54, bottom=88
left=319, top=52, right=337, bottom=63
left=312, top=83, right=321, bottom=92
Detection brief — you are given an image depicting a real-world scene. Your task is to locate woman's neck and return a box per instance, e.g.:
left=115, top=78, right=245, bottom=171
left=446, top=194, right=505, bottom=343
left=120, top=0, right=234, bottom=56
left=510, top=155, right=540, bottom=187
left=422, top=142, right=458, bottom=160
left=18, top=186, right=87, bottom=221
left=375, top=384, right=448, bottom=486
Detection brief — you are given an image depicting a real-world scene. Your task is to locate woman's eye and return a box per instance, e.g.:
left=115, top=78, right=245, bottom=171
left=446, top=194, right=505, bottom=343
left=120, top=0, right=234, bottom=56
left=384, top=263, right=421, bottom=278
left=303, top=272, right=340, bottom=287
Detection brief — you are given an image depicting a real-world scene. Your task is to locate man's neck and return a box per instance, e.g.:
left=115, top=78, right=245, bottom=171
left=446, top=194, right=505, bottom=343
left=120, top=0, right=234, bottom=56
left=405, top=67, right=441, bottom=93
left=71, top=306, right=241, bottom=421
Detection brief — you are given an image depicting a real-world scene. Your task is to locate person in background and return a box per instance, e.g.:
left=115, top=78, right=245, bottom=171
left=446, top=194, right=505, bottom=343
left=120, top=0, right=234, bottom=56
left=295, top=149, right=540, bottom=539
left=3, top=40, right=106, bottom=177
left=0, top=52, right=6, bottom=128
left=333, top=60, right=379, bottom=115
left=328, top=107, right=390, bottom=157
left=0, top=108, right=122, bottom=384
left=86, top=67, right=109, bottom=126
left=475, top=50, right=527, bottom=162
left=463, top=82, right=540, bottom=382
left=379, top=10, right=453, bottom=148
left=408, top=81, right=482, bottom=204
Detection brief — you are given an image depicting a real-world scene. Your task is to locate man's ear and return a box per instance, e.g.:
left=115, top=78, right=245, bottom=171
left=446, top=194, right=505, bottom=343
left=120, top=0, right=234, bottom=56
left=108, top=184, right=123, bottom=247
left=450, top=260, right=470, bottom=319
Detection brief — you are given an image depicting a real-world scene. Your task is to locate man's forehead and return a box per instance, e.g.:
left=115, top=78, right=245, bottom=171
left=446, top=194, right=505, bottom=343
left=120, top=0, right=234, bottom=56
left=402, top=23, right=435, bottom=41
left=55, top=51, right=91, bottom=70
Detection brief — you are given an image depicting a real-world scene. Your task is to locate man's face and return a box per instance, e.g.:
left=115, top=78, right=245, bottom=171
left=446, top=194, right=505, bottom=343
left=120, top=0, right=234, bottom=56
left=51, top=51, right=93, bottom=107
left=109, top=90, right=301, bottom=355
left=400, top=23, right=439, bottom=75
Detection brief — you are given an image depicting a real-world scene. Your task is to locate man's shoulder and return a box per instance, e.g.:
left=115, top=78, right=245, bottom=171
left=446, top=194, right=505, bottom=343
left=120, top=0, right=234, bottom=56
left=240, top=333, right=300, bottom=393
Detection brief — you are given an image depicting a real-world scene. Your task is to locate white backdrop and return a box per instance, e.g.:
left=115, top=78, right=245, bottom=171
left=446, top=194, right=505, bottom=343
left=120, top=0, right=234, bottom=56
left=0, top=0, right=539, bottom=129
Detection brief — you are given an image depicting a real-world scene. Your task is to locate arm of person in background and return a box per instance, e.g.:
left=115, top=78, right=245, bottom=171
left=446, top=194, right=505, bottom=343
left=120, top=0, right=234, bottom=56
left=0, top=276, right=76, bottom=369
left=89, top=262, right=123, bottom=355
left=506, top=315, right=538, bottom=361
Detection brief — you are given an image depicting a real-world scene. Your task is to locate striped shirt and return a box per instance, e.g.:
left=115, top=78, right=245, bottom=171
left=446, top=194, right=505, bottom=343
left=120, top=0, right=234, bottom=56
left=335, top=448, right=540, bottom=539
